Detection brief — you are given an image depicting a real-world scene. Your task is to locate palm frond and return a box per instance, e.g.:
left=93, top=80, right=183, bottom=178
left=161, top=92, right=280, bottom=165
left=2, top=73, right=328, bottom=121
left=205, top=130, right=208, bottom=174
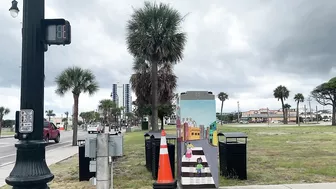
left=126, top=1, right=187, bottom=63
left=55, top=66, right=99, bottom=97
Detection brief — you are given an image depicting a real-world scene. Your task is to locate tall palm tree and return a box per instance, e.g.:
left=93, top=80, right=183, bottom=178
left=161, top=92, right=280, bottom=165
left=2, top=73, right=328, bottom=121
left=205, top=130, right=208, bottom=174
left=294, top=93, right=305, bottom=126
left=55, top=66, right=99, bottom=146
left=0, top=107, right=10, bottom=137
left=98, top=99, right=116, bottom=131
left=273, top=85, right=290, bottom=124
left=126, top=1, right=187, bottom=131
left=217, top=92, right=229, bottom=125
left=45, top=110, right=55, bottom=121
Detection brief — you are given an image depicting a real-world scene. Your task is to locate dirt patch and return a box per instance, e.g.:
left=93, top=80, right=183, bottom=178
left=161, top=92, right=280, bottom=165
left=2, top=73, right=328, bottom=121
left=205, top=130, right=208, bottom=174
left=256, top=132, right=289, bottom=136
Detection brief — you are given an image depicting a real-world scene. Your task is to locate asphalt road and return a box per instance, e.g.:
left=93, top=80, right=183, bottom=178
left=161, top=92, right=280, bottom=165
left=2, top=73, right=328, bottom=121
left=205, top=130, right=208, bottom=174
left=0, top=129, right=89, bottom=167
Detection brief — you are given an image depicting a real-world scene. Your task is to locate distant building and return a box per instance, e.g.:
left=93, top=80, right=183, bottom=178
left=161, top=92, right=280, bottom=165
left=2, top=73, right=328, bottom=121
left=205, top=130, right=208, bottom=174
left=47, top=116, right=83, bottom=127
left=111, top=83, right=132, bottom=118
left=241, top=108, right=297, bottom=122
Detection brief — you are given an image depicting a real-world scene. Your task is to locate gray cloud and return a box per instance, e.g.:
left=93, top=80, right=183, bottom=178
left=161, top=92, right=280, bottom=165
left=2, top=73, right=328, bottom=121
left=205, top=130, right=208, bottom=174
left=1, top=0, right=336, bottom=110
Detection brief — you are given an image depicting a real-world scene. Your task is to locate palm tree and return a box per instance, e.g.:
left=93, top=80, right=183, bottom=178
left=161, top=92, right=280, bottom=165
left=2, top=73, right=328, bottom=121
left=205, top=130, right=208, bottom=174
left=0, top=107, right=10, bottom=137
left=64, top=111, right=69, bottom=130
left=294, top=93, right=305, bottom=126
left=98, top=99, right=116, bottom=131
left=45, top=110, right=55, bottom=121
left=130, top=58, right=177, bottom=130
left=284, top=103, right=291, bottom=123
left=126, top=1, right=187, bottom=131
left=55, top=66, right=99, bottom=146
left=273, top=85, right=290, bottom=124
left=217, top=92, right=229, bottom=125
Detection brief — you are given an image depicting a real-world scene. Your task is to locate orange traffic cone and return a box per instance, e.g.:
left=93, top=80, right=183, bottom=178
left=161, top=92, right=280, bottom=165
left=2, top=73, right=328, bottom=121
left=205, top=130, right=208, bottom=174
left=153, top=130, right=177, bottom=189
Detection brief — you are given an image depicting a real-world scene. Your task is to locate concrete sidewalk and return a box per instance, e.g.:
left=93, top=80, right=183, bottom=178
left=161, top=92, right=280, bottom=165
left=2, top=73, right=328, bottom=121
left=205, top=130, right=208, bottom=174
left=0, top=135, right=13, bottom=139
left=0, top=145, right=78, bottom=187
left=219, top=183, right=336, bottom=189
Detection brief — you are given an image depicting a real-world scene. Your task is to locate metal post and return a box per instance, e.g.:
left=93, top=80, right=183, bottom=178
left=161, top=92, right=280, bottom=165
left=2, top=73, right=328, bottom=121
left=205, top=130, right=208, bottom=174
left=96, top=133, right=110, bottom=189
left=267, top=107, right=270, bottom=126
left=304, top=105, right=307, bottom=123
left=110, top=158, right=113, bottom=189
left=307, top=97, right=312, bottom=122
left=6, top=0, right=54, bottom=189
left=237, top=101, right=240, bottom=123
left=316, top=106, right=318, bottom=123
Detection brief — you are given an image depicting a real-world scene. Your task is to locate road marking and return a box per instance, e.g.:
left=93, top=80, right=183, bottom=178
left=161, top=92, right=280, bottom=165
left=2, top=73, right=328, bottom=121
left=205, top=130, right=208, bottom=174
left=0, top=153, right=16, bottom=159
left=0, top=140, right=72, bottom=160
left=0, top=161, right=15, bottom=167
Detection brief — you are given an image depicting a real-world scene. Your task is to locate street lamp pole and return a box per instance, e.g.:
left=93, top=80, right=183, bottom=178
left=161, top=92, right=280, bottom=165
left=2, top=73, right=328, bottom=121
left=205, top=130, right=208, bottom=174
left=6, top=0, right=54, bottom=189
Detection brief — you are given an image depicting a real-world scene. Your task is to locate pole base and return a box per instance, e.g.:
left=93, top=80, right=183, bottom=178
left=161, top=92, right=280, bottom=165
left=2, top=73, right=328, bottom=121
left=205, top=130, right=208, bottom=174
left=5, top=140, right=54, bottom=189
left=153, top=180, right=177, bottom=189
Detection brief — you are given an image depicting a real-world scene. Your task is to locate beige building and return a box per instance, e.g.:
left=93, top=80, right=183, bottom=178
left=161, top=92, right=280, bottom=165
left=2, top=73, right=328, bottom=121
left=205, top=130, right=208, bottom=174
left=241, top=108, right=297, bottom=123
left=46, top=116, right=83, bottom=128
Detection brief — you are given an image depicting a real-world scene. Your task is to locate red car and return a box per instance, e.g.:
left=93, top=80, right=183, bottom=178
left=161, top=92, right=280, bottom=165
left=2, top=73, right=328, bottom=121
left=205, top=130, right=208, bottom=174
left=43, top=121, right=60, bottom=143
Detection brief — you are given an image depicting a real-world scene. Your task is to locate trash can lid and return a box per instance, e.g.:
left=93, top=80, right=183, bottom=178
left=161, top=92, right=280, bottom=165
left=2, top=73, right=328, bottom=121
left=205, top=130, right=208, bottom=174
left=217, top=132, right=248, bottom=138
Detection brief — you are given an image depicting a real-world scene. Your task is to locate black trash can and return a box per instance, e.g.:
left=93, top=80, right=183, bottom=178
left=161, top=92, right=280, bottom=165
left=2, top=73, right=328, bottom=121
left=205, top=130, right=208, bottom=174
left=78, top=144, right=95, bottom=181
left=144, top=131, right=176, bottom=178
left=151, top=139, right=175, bottom=180
left=142, top=121, right=149, bottom=130
left=144, top=133, right=153, bottom=171
left=218, top=132, right=248, bottom=180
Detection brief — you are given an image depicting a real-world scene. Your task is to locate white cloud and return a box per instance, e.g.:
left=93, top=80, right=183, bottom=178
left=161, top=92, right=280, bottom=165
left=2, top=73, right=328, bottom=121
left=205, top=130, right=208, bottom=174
left=1, top=0, right=335, bottom=120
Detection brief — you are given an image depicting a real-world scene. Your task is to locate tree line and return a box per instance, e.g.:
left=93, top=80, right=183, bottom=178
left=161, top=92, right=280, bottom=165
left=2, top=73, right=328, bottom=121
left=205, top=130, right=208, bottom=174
left=216, top=77, right=336, bottom=126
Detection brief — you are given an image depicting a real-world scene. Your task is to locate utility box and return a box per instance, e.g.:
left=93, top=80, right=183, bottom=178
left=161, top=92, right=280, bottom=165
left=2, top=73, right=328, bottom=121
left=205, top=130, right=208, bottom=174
left=109, top=134, right=123, bottom=157
left=85, top=137, right=97, bottom=158
left=89, top=160, right=96, bottom=172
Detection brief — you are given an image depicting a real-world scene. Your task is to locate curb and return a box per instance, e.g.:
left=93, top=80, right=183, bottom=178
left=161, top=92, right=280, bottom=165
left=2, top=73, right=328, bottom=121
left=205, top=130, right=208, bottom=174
left=0, top=135, right=13, bottom=139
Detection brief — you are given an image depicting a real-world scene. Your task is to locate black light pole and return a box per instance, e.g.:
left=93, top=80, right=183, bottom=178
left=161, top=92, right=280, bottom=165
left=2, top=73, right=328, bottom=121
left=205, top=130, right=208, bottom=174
left=6, top=0, right=54, bottom=189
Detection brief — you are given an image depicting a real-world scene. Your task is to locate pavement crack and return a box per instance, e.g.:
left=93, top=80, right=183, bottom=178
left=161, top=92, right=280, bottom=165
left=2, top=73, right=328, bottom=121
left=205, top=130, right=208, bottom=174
left=283, top=185, right=293, bottom=189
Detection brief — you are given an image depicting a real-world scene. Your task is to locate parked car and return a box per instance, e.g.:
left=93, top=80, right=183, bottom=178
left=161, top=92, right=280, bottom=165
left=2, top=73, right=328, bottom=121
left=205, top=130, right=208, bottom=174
left=87, top=122, right=104, bottom=134
left=323, top=118, right=331, bottom=122
left=43, top=121, right=60, bottom=143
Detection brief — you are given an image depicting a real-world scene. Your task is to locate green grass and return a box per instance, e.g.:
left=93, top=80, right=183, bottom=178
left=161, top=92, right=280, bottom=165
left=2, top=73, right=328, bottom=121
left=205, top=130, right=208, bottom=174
left=2, top=125, right=335, bottom=189
left=0, top=131, right=14, bottom=136
left=219, top=126, right=336, bottom=186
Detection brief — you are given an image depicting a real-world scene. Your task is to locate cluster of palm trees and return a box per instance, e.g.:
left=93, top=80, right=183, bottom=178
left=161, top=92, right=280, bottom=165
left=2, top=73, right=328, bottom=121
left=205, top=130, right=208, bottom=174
left=216, top=87, right=306, bottom=126
left=126, top=2, right=187, bottom=131
left=273, top=85, right=305, bottom=125
left=0, top=106, right=10, bottom=137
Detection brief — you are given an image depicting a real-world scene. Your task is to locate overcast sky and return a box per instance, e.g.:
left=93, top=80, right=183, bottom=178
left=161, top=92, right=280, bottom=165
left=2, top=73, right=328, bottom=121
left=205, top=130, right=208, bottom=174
left=1, top=0, right=335, bottom=119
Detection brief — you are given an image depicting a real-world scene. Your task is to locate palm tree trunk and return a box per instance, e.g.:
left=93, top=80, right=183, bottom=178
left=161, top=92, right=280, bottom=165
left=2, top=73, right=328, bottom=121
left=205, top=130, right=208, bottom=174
left=65, top=115, right=68, bottom=130
left=332, top=104, right=336, bottom=126
left=0, top=118, right=2, bottom=137
left=48, top=116, right=51, bottom=121
left=220, top=101, right=224, bottom=125
left=151, top=60, right=159, bottom=131
left=72, top=94, right=79, bottom=146
left=297, top=102, right=300, bottom=126
left=160, top=116, right=164, bottom=130
left=281, top=99, right=287, bottom=124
